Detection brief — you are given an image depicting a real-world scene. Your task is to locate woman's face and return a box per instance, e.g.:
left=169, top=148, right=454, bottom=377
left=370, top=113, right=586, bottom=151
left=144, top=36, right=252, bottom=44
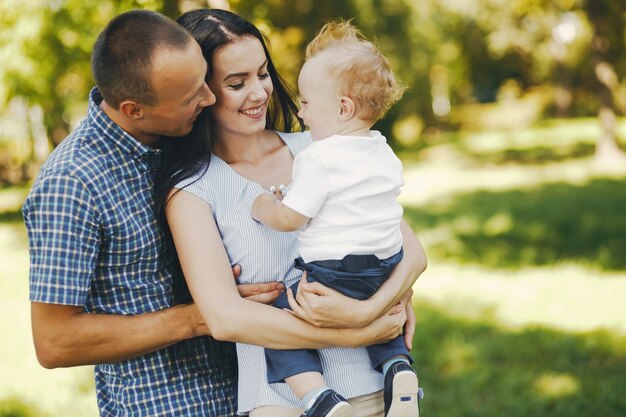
left=208, top=36, right=273, bottom=138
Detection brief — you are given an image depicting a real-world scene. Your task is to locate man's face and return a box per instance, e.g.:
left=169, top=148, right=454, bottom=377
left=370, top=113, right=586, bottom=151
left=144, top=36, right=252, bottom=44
left=139, top=41, right=215, bottom=139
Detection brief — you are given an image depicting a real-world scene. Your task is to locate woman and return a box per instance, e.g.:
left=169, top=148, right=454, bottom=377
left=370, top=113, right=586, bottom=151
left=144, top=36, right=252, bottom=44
left=157, top=8, right=426, bottom=417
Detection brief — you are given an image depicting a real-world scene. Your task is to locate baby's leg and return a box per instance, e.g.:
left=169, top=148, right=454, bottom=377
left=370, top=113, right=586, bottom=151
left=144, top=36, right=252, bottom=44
left=287, top=372, right=353, bottom=417
left=286, top=371, right=326, bottom=399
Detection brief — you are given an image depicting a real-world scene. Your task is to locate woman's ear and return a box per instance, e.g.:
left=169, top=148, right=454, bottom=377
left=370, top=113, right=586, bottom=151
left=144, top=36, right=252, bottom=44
left=119, top=100, right=144, bottom=120
left=338, top=96, right=356, bottom=121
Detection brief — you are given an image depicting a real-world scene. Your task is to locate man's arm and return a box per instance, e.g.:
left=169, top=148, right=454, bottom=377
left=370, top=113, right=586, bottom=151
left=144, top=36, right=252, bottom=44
left=26, top=173, right=200, bottom=369
left=251, top=192, right=309, bottom=231
left=31, top=278, right=285, bottom=369
left=30, top=302, right=205, bottom=369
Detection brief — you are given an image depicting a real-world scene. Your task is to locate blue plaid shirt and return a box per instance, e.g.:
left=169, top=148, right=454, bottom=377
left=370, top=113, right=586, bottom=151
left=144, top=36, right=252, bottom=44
left=23, top=88, right=237, bottom=416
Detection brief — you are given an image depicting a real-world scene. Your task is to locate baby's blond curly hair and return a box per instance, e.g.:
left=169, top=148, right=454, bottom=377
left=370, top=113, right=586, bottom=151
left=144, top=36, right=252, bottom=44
left=305, top=20, right=405, bottom=123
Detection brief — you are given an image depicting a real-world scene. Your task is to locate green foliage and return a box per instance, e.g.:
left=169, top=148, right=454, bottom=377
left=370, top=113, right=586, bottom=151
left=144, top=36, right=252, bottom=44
left=231, top=0, right=436, bottom=132
left=412, top=302, right=626, bottom=417
left=0, top=0, right=174, bottom=145
left=2, top=0, right=626, bottom=183
left=0, top=0, right=185, bottom=183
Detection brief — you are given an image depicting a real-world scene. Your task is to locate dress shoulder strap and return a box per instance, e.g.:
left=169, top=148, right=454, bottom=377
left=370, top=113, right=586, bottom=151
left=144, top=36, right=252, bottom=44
left=276, top=131, right=312, bottom=156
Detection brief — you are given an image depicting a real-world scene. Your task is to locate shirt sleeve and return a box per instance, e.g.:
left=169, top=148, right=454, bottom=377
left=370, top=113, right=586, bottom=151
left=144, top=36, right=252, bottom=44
left=23, top=173, right=101, bottom=306
left=282, top=151, right=331, bottom=218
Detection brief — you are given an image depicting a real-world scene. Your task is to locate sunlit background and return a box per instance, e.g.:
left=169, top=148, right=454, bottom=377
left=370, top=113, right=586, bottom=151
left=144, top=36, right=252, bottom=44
left=1, top=0, right=625, bottom=416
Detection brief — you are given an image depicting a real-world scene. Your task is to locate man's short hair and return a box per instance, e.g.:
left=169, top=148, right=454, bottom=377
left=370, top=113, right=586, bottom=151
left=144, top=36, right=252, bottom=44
left=91, top=9, right=192, bottom=109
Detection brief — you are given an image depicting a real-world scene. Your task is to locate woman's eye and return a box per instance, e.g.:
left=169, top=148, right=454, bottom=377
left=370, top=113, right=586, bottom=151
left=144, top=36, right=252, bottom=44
left=229, top=82, right=245, bottom=90
left=258, top=72, right=270, bottom=79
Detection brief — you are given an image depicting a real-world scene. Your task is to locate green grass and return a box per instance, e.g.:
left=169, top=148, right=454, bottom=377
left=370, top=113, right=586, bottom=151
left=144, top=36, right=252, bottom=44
left=397, top=117, right=626, bottom=165
left=404, top=178, right=626, bottom=270
left=1, top=118, right=625, bottom=416
left=411, top=301, right=626, bottom=417
left=399, top=118, right=626, bottom=416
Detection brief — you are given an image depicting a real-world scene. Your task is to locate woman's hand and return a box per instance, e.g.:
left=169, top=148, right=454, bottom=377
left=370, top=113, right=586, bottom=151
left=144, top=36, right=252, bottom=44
left=232, top=264, right=285, bottom=304
left=287, top=220, right=427, bottom=328
left=286, top=273, right=371, bottom=328
left=356, top=290, right=414, bottom=348
left=358, top=301, right=407, bottom=346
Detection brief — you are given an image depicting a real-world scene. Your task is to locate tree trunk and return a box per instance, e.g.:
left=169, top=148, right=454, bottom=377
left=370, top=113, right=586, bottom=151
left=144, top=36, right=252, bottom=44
left=592, top=61, right=626, bottom=169
left=586, top=1, right=626, bottom=169
left=25, top=105, right=50, bottom=180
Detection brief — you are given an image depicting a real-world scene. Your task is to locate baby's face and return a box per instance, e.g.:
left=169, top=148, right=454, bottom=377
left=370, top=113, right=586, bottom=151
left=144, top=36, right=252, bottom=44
left=297, top=57, right=342, bottom=141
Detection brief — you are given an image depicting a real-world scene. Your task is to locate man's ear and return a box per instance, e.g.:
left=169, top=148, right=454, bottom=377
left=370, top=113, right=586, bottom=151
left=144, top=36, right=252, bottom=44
left=119, top=100, right=144, bottom=120
left=338, top=96, right=356, bottom=121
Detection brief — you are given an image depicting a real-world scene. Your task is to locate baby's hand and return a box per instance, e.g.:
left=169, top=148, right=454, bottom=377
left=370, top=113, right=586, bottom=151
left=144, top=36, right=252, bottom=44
left=267, top=184, right=286, bottom=200
left=251, top=192, right=278, bottom=221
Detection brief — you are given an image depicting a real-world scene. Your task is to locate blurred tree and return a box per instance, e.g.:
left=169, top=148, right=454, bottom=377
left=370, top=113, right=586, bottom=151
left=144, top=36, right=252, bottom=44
left=1, top=0, right=625, bottom=185
left=448, top=0, right=625, bottom=162
left=0, top=0, right=181, bottom=183
left=229, top=0, right=437, bottom=144
left=583, top=0, right=626, bottom=166
left=4, top=0, right=102, bottom=148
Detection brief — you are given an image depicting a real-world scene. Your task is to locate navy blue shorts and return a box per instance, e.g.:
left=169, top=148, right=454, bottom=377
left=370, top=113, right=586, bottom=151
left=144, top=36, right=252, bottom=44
left=265, top=249, right=412, bottom=383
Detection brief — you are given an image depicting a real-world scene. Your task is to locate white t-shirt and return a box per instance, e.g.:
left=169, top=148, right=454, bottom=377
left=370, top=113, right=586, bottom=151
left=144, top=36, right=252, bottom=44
left=282, top=131, right=404, bottom=263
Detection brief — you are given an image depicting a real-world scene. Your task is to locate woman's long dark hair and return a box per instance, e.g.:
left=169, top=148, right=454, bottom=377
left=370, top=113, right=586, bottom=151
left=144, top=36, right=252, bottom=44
left=155, top=8, right=302, bottom=225
left=154, top=9, right=303, bottom=301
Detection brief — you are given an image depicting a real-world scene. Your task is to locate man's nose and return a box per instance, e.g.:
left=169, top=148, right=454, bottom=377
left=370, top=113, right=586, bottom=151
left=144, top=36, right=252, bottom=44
left=199, top=83, right=216, bottom=107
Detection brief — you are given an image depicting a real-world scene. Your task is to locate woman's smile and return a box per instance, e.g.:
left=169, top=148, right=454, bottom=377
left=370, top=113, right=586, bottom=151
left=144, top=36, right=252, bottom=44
left=240, top=104, right=266, bottom=119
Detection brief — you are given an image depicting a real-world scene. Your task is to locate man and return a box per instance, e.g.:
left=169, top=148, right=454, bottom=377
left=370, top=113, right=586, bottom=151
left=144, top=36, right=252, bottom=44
left=23, top=10, right=281, bottom=416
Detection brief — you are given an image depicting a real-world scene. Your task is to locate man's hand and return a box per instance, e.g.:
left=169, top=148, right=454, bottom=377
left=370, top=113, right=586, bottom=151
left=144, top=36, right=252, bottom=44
left=186, top=303, right=210, bottom=337
left=232, top=264, right=285, bottom=304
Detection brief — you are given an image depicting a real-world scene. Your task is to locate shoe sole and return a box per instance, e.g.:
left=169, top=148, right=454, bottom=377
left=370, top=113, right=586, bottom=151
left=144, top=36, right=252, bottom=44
left=386, top=371, right=420, bottom=417
left=326, top=401, right=353, bottom=417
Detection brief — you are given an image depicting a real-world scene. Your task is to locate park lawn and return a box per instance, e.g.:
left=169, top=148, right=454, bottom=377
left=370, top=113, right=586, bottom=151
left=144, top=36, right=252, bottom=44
left=411, top=294, right=626, bottom=417
left=401, top=119, right=626, bottom=417
left=1, top=118, right=625, bottom=417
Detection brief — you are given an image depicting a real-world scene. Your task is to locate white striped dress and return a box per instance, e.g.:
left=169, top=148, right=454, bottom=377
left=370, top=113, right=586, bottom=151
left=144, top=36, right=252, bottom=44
left=177, top=131, right=383, bottom=414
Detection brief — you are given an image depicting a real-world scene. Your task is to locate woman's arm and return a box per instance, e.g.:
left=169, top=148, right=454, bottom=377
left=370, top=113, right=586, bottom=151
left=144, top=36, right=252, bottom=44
left=287, top=218, right=427, bottom=328
left=166, top=189, right=405, bottom=349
